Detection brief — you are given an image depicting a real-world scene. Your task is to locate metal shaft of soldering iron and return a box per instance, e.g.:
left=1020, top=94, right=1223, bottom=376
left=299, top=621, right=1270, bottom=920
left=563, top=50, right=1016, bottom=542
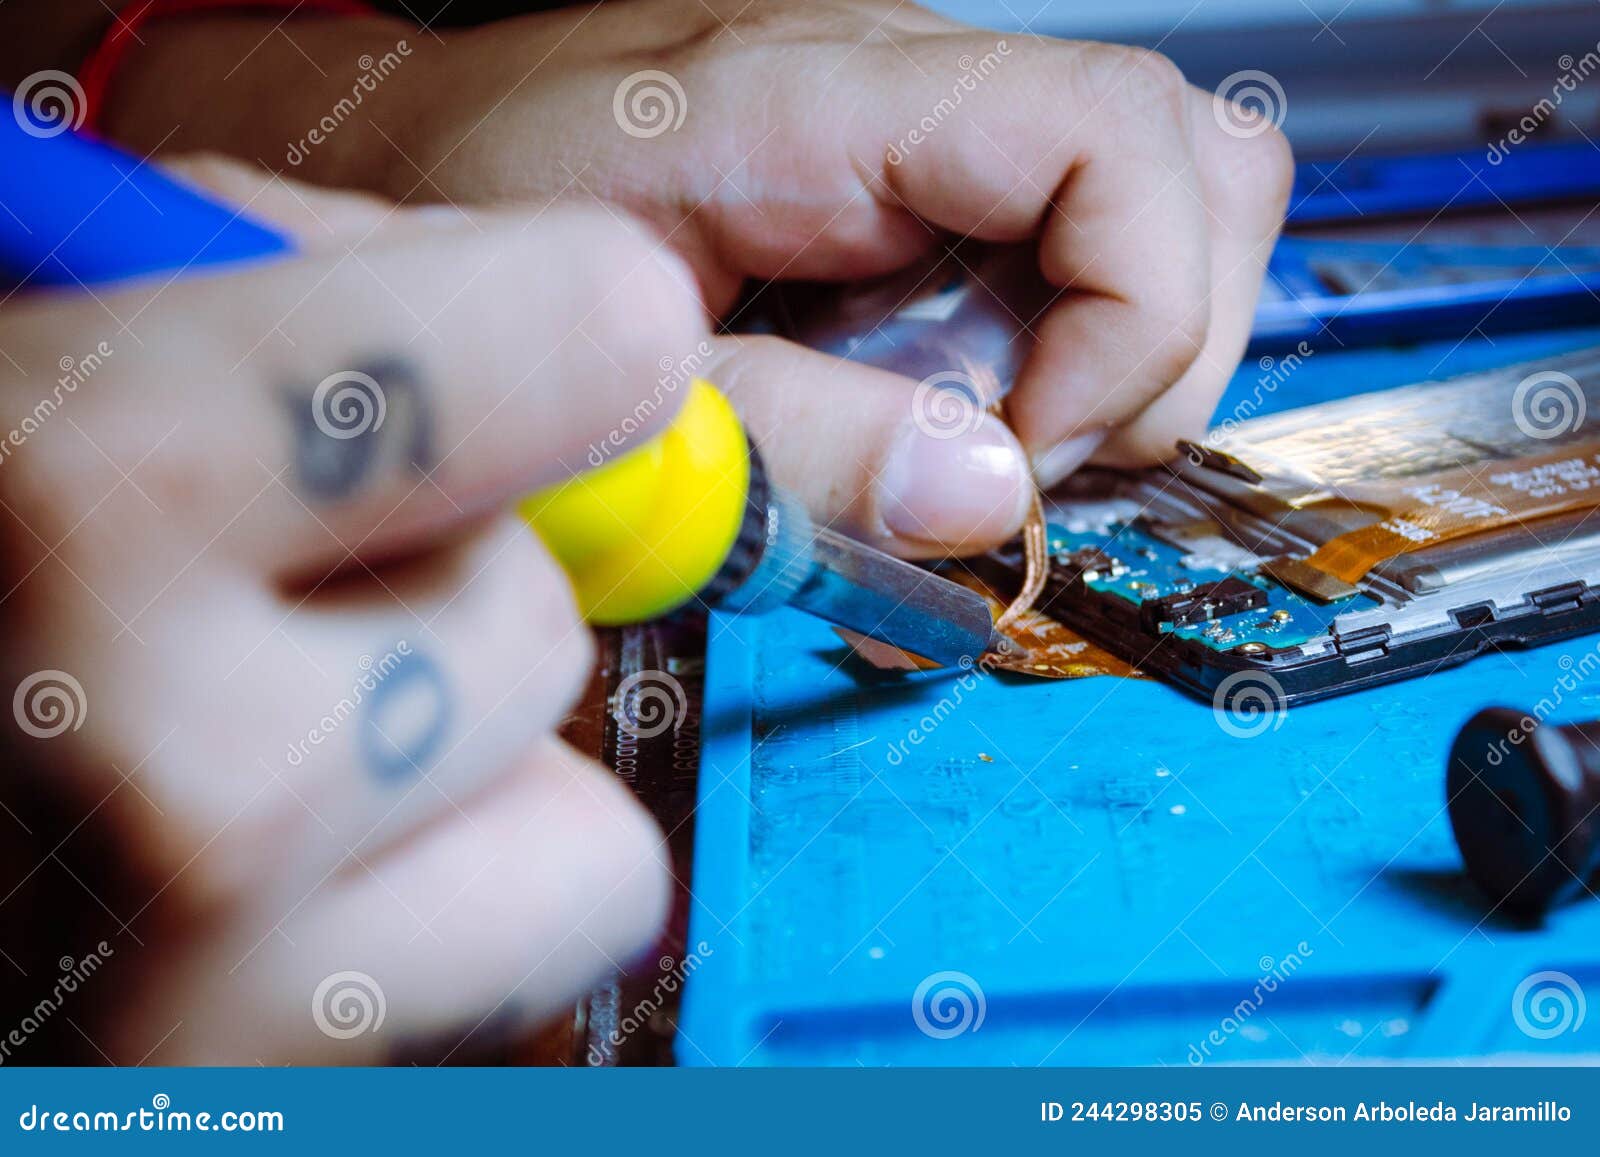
left=714, top=484, right=1003, bottom=668
left=1448, top=706, right=1600, bottom=916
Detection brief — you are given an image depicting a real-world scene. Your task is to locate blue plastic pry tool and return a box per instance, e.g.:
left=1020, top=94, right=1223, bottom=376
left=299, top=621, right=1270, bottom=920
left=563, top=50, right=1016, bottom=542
left=0, top=97, right=290, bottom=291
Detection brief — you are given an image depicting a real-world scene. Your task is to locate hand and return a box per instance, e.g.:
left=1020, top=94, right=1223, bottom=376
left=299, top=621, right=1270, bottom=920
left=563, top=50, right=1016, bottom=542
left=100, top=0, right=1292, bottom=558
left=0, top=163, right=690, bottom=1063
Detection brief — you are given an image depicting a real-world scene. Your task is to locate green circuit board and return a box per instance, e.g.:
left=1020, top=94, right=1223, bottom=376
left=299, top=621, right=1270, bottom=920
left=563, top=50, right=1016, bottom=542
left=1046, top=521, right=1378, bottom=653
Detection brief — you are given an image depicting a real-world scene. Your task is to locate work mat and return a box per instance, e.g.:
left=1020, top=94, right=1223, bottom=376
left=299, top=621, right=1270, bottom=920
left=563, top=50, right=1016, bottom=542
left=679, top=330, right=1600, bottom=1066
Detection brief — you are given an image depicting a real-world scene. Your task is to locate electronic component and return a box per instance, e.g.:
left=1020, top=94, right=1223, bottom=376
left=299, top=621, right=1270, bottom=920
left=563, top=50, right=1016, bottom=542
left=1005, top=346, right=1600, bottom=708
left=1137, top=577, right=1269, bottom=633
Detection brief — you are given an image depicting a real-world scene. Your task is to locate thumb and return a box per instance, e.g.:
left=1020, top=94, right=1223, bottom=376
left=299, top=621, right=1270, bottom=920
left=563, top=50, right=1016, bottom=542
left=706, top=335, right=1032, bottom=560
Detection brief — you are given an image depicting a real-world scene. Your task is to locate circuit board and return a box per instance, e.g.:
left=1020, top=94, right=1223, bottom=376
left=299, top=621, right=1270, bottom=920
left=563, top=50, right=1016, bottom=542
left=1041, top=521, right=1378, bottom=655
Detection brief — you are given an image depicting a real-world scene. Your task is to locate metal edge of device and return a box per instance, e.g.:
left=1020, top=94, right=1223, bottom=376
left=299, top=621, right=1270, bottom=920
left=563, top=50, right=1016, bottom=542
left=1031, top=469, right=1600, bottom=708
left=1051, top=586, right=1600, bottom=708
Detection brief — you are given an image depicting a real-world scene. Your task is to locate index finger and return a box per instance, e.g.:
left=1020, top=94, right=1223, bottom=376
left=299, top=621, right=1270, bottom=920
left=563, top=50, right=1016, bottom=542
left=17, top=201, right=711, bottom=579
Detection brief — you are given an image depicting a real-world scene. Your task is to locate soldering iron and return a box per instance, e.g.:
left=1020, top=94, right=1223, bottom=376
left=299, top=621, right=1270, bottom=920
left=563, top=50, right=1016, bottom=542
left=0, top=109, right=1000, bottom=667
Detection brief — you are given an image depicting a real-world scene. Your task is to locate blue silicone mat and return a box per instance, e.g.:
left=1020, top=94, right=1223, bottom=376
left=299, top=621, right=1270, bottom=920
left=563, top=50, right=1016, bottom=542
left=679, top=326, right=1600, bottom=1066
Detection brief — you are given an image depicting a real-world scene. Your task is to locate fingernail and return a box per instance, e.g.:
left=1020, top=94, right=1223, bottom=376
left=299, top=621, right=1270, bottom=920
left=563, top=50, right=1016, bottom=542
left=879, top=416, right=1030, bottom=546
left=1031, top=431, right=1106, bottom=489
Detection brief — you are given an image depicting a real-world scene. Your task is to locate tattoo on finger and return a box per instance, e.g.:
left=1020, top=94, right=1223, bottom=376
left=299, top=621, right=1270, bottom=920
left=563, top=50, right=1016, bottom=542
left=360, top=646, right=453, bottom=783
left=284, top=357, right=436, bottom=502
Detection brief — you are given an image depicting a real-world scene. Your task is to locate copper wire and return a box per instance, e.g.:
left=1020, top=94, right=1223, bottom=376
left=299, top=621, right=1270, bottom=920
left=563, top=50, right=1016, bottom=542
left=982, top=391, right=1050, bottom=640
left=994, top=488, right=1047, bottom=636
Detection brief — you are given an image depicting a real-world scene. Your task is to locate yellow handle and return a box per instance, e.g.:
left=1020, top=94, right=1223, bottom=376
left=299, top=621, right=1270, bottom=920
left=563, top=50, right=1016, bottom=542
left=518, top=380, right=751, bottom=625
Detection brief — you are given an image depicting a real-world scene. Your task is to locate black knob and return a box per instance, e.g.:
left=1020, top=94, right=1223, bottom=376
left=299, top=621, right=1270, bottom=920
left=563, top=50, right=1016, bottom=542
left=1447, top=707, right=1600, bottom=916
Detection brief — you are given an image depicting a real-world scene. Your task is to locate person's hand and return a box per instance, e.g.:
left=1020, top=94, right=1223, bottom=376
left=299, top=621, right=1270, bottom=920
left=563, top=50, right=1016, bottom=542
left=101, top=0, right=1293, bottom=559
left=0, top=162, right=691, bottom=1063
